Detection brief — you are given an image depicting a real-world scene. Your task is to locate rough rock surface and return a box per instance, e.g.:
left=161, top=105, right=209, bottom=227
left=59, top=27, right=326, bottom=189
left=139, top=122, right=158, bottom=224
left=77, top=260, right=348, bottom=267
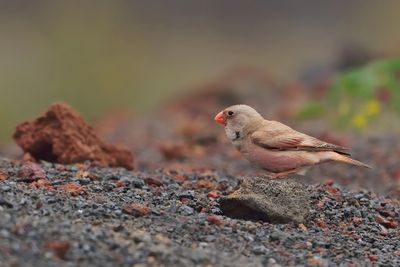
left=220, top=177, right=309, bottom=224
left=13, top=103, right=134, bottom=170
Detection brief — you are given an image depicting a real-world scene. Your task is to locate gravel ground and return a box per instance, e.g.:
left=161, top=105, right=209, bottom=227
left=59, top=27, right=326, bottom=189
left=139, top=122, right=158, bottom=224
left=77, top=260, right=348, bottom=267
left=0, top=159, right=399, bottom=267
left=1, top=78, right=400, bottom=266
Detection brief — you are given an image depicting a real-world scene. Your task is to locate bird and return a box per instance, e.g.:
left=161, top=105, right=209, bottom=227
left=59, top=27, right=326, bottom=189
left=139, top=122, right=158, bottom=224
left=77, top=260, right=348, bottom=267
left=214, top=104, right=372, bottom=178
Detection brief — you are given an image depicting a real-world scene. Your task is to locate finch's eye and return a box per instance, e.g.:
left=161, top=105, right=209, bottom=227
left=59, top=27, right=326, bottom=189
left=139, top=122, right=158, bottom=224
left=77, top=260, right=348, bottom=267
left=227, top=111, right=234, bottom=116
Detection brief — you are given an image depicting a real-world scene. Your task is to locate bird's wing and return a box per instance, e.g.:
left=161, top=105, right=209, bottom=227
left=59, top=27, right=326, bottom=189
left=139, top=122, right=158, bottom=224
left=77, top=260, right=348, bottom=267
left=251, top=123, right=351, bottom=155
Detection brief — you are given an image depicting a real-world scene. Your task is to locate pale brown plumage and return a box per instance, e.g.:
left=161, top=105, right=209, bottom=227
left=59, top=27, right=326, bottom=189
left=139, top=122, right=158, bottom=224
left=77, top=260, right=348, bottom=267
left=214, top=104, right=371, bottom=178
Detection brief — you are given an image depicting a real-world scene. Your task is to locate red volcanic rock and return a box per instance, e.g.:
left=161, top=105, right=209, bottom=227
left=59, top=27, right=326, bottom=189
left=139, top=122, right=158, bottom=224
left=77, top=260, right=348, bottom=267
left=13, top=103, right=134, bottom=170
left=17, top=162, right=46, bottom=182
left=207, top=190, right=219, bottom=198
left=144, top=177, right=164, bottom=187
left=0, top=168, right=8, bottom=181
left=367, top=254, right=378, bottom=262
left=31, top=179, right=54, bottom=190
left=376, top=215, right=398, bottom=229
left=207, top=214, right=223, bottom=225
left=58, top=183, right=86, bottom=196
left=44, top=240, right=70, bottom=259
left=122, top=203, right=150, bottom=216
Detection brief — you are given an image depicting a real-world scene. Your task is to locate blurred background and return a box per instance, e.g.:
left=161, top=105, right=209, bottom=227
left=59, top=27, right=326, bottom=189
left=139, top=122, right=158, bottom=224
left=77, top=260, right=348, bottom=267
left=1, top=0, right=400, bottom=141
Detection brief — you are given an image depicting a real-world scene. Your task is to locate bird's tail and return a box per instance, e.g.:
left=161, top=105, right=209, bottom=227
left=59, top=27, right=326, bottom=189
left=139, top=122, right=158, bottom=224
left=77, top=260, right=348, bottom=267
left=335, top=154, right=372, bottom=169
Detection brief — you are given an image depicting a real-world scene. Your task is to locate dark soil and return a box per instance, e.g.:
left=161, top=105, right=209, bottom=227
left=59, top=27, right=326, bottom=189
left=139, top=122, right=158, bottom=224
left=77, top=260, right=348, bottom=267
left=0, top=159, right=398, bottom=266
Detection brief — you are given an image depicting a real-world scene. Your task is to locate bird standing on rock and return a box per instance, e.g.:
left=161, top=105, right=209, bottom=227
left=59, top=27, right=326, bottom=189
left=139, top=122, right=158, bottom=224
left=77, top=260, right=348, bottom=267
left=214, top=104, right=372, bottom=178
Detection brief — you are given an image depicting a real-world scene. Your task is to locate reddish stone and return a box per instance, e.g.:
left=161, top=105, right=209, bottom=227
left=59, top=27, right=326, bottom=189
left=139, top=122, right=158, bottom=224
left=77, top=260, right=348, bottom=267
left=17, top=162, right=46, bottom=182
left=207, top=191, right=219, bottom=198
left=55, top=165, right=66, bottom=171
left=376, top=215, right=398, bottom=229
left=44, top=240, right=70, bottom=259
left=325, top=185, right=339, bottom=195
left=307, top=257, right=323, bottom=266
left=75, top=170, right=90, bottom=178
left=31, top=179, right=54, bottom=190
left=342, top=230, right=360, bottom=240
left=144, top=177, right=164, bottom=187
left=315, top=218, right=327, bottom=228
left=207, top=214, right=223, bottom=225
left=58, top=183, right=85, bottom=196
left=13, top=102, right=135, bottom=170
left=367, top=254, right=378, bottom=262
left=173, top=174, right=188, bottom=183
left=75, top=170, right=97, bottom=181
left=375, top=206, right=396, bottom=218
left=324, top=183, right=342, bottom=201
left=351, top=217, right=363, bottom=225
left=115, top=180, right=125, bottom=188
left=195, top=180, right=216, bottom=189
left=122, top=203, right=150, bottom=216
left=0, top=169, right=8, bottom=181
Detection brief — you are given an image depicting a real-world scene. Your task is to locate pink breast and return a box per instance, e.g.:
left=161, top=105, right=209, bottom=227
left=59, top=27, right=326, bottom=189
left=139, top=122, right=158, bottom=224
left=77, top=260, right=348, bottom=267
left=244, top=144, right=318, bottom=173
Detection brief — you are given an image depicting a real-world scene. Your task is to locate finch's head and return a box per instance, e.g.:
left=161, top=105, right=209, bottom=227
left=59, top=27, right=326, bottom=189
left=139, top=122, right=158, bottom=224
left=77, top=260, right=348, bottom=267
left=214, top=104, right=263, bottom=128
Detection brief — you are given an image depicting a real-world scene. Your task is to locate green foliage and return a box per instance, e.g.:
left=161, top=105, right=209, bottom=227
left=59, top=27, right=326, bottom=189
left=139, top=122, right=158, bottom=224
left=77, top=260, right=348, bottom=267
left=294, top=101, right=324, bottom=120
left=297, top=58, right=400, bottom=130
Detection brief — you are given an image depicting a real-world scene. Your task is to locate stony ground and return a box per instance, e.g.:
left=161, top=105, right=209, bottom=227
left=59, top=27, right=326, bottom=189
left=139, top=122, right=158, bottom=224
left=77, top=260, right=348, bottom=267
left=0, top=158, right=399, bottom=267
left=1, top=75, right=400, bottom=266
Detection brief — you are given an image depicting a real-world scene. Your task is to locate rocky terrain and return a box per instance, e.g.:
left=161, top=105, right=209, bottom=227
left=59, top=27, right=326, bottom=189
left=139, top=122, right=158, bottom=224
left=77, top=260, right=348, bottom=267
left=0, top=75, right=400, bottom=266
left=0, top=158, right=399, bottom=267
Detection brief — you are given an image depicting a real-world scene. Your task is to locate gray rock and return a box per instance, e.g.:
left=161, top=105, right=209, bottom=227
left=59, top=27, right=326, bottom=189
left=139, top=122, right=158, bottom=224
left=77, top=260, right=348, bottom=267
left=219, top=176, right=309, bottom=224
left=178, top=205, right=194, bottom=216
left=252, top=245, right=268, bottom=255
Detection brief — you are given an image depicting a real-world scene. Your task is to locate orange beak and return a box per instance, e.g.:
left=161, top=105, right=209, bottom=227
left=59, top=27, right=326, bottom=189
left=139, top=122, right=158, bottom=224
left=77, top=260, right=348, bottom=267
left=214, top=111, right=226, bottom=125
